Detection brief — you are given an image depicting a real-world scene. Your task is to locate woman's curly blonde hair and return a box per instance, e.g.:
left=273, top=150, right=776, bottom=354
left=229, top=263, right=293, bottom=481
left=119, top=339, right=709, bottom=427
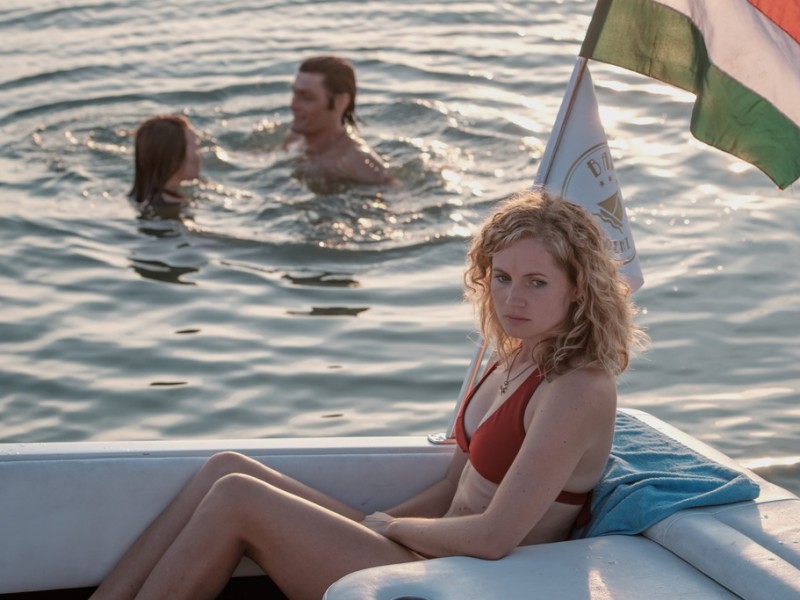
left=464, top=189, right=647, bottom=379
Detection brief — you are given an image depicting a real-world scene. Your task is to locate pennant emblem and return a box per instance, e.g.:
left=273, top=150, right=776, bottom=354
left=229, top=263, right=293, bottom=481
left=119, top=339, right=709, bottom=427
left=535, top=62, right=643, bottom=289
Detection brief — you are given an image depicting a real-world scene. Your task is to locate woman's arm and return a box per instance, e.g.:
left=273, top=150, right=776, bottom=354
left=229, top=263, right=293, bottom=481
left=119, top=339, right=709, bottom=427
left=380, top=358, right=498, bottom=519
left=382, top=447, right=468, bottom=518
left=368, top=369, right=616, bottom=559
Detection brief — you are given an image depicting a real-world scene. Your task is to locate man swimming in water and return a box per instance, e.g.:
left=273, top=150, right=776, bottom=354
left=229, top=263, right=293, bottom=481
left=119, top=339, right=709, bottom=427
left=284, top=55, right=393, bottom=189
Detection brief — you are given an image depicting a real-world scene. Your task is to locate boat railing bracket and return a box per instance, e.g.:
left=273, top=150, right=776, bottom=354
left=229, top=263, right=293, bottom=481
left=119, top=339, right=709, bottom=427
left=427, top=432, right=456, bottom=445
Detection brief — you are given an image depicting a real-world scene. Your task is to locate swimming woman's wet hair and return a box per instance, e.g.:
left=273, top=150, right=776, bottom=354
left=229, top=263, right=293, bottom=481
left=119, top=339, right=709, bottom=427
left=464, top=189, right=647, bottom=379
left=130, top=115, right=189, bottom=212
left=299, top=55, right=357, bottom=128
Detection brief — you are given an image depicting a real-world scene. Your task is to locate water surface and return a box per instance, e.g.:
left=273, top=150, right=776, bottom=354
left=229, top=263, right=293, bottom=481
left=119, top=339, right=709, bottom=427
left=1, top=0, right=798, bottom=493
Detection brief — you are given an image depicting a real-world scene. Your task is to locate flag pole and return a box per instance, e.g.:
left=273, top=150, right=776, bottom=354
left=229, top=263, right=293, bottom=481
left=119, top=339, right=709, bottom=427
left=535, top=57, right=589, bottom=186
left=429, top=56, right=592, bottom=444
left=428, top=341, right=487, bottom=444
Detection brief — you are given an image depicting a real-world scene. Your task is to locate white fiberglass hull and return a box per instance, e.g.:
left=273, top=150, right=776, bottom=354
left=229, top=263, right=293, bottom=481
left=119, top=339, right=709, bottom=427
left=1, top=410, right=798, bottom=599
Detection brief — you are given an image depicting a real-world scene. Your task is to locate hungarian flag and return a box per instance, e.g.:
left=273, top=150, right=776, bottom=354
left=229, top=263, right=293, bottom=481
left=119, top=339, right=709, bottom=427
left=580, top=0, right=800, bottom=190
left=535, top=61, right=644, bottom=292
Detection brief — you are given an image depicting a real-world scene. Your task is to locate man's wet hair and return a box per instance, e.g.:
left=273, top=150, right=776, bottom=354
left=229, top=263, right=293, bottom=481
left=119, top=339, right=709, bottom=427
left=299, top=55, right=357, bottom=128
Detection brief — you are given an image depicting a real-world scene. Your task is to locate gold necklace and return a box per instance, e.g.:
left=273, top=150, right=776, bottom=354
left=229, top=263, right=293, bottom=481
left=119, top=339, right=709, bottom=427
left=500, top=349, right=535, bottom=395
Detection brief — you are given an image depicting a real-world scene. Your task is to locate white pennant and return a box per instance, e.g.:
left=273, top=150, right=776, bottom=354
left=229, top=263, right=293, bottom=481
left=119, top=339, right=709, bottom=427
left=535, top=59, right=644, bottom=292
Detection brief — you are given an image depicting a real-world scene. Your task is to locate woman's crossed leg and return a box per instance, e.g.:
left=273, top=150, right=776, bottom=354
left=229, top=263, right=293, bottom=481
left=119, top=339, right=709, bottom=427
left=91, top=451, right=420, bottom=599
left=135, top=471, right=421, bottom=599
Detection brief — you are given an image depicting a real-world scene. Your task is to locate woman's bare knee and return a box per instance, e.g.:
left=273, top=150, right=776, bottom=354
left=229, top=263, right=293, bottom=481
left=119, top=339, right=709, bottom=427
left=201, top=473, right=268, bottom=527
left=204, top=451, right=247, bottom=473
left=200, top=452, right=362, bottom=522
left=199, top=451, right=265, bottom=482
left=200, top=474, right=311, bottom=559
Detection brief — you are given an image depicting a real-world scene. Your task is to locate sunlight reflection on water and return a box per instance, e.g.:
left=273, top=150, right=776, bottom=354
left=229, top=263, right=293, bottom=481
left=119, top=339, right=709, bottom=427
left=0, top=0, right=798, bottom=493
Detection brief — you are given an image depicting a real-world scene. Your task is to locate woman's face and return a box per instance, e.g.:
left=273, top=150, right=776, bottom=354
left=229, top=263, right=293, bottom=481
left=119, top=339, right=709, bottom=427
left=490, top=237, right=576, bottom=348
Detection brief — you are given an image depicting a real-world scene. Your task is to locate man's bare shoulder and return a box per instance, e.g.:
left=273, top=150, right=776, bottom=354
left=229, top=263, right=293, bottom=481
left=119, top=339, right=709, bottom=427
left=285, top=130, right=394, bottom=187
left=337, top=134, right=393, bottom=184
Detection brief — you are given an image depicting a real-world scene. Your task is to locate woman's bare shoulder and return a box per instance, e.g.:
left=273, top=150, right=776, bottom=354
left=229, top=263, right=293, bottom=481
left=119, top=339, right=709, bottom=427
left=537, top=367, right=616, bottom=420
left=557, top=366, right=615, bottom=390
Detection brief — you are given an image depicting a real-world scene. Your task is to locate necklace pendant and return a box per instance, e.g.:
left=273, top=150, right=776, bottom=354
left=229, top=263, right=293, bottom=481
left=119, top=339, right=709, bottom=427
left=500, top=380, right=509, bottom=395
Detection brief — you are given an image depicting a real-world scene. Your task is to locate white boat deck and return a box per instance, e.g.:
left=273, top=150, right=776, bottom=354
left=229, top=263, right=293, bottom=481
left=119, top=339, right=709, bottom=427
left=0, top=409, right=798, bottom=598
left=326, top=535, right=741, bottom=599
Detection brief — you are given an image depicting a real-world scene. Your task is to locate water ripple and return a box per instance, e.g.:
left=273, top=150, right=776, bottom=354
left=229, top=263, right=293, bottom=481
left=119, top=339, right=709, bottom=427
left=0, top=0, right=798, bottom=496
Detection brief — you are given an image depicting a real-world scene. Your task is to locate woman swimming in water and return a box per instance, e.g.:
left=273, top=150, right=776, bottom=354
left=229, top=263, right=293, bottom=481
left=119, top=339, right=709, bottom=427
left=130, top=114, right=201, bottom=219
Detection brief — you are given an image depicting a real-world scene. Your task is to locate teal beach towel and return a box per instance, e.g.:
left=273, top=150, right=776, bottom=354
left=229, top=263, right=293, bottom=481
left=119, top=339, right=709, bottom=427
left=578, top=411, right=761, bottom=538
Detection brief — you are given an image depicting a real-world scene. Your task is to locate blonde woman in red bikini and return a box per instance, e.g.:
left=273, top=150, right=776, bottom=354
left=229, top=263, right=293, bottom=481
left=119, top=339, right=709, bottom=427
left=92, top=189, right=646, bottom=600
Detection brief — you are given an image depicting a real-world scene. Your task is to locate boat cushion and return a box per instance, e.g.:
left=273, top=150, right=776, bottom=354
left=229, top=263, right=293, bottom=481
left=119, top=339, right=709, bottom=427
left=324, top=535, right=740, bottom=600
left=645, top=502, right=800, bottom=600
left=618, top=410, right=800, bottom=598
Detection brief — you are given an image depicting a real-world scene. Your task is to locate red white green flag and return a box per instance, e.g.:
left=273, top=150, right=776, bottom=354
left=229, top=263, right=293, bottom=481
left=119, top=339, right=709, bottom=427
left=580, top=0, right=800, bottom=190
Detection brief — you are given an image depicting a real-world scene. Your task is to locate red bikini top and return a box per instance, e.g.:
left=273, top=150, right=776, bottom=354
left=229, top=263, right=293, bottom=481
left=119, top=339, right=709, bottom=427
left=454, top=362, right=590, bottom=510
left=455, top=362, right=542, bottom=485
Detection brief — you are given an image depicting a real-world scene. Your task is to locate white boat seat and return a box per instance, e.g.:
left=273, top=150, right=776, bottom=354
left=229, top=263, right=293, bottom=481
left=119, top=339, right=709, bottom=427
left=324, top=534, right=741, bottom=599
left=634, top=410, right=800, bottom=597
left=644, top=501, right=800, bottom=600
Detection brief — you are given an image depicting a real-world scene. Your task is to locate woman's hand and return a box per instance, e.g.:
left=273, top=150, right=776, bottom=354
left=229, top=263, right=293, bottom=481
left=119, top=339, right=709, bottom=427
left=361, top=511, right=395, bottom=536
